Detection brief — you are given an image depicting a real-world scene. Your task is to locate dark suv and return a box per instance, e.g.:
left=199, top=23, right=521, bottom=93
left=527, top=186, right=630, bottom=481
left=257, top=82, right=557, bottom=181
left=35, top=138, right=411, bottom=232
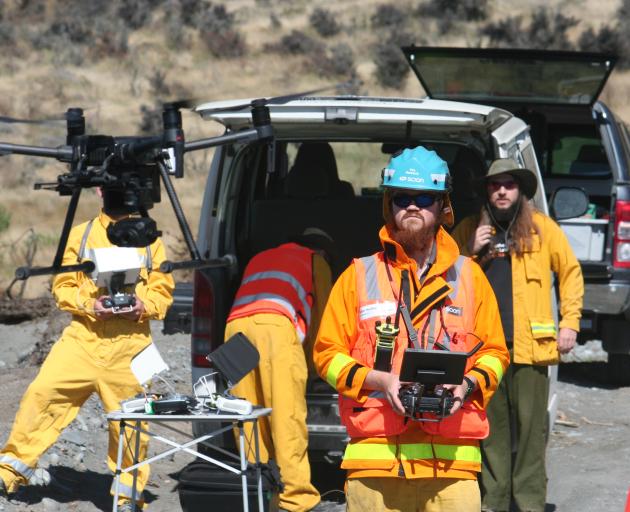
left=404, top=47, right=630, bottom=383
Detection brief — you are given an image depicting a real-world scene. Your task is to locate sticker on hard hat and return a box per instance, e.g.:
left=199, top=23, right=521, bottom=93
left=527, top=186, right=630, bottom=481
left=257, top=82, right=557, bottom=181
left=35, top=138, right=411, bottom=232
left=431, top=174, right=446, bottom=182
left=383, top=168, right=395, bottom=180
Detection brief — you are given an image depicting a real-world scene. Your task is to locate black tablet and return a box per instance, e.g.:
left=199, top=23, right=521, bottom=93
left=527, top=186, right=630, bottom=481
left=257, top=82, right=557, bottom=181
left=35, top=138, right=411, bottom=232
left=399, top=349, right=468, bottom=384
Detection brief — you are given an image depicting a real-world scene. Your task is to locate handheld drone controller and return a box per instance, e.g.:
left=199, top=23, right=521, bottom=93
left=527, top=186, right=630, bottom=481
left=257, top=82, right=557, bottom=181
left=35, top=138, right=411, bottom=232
left=398, top=382, right=455, bottom=420
left=102, top=293, right=136, bottom=312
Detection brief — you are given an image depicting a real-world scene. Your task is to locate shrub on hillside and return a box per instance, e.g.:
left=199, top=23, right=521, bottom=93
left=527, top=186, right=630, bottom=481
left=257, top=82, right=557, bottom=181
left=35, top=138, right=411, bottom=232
left=90, top=18, right=129, bottom=59
left=0, top=22, right=16, bottom=49
left=309, top=42, right=355, bottom=78
left=267, top=30, right=324, bottom=55
left=201, top=29, right=246, bottom=58
left=418, top=0, right=489, bottom=21
left=309, top=8, right=341, bottom=37
left=578, top=26, right=620, bottom=56
left=480, top=8, right=578, bottom=50
left=180, top=0, right=213, bottom=28
left=0, top=205, right=10, bottom=235
left=372, top=33, right=415, bottom=89
left=118, top=0, right=152, bottom=30
left=149, top=69, right=170, bottom=97
left=418, top=0, right=489, bottom=34
left=198, top=4, right=247, bottom=58
left=138, top=104, right=163, bottom=135
left=14, top=0, right=46, bottom=22
left=32, top=7, right=129, bottom=63
left=270, top=13, right=281, bottom=29
left=371, top=4, right=406, bottom=28
left=616, top=0, right=630, bottom=68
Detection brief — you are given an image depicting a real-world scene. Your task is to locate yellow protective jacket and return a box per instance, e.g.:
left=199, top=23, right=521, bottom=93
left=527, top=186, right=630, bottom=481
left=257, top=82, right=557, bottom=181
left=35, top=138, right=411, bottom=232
left=451, top=210, right=583, bottom=365
left=52, top=212, right=175, bottom=344
left=313, top=225, right=509, bottom=479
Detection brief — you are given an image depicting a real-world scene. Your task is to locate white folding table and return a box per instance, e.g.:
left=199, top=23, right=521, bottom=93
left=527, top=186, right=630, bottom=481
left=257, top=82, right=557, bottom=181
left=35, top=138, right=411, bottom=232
left=107, top=407, right=272, bottom=512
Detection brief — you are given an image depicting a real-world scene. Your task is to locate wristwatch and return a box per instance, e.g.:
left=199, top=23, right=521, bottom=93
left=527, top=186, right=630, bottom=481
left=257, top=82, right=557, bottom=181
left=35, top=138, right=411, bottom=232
left=463, top=376, right=476, bottom=401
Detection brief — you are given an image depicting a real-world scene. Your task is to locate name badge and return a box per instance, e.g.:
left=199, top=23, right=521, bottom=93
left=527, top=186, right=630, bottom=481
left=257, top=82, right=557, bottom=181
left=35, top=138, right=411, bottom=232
left=359, top=301, right=397, bottom=321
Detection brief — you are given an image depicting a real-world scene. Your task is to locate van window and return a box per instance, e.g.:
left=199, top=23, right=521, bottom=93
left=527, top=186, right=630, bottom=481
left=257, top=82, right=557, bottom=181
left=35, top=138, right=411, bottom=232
left=279, top=141, right=484, bottom=199
left=284, top=142, right=387, bottom=195
left=545, top=125, right=611, bottom=178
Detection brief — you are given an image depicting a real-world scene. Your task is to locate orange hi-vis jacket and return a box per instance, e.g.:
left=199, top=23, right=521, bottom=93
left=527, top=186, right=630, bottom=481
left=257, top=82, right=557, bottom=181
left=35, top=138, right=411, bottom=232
left=227, top=243, right=315, bottom=342
left=314, top=226, right=509, bottom=479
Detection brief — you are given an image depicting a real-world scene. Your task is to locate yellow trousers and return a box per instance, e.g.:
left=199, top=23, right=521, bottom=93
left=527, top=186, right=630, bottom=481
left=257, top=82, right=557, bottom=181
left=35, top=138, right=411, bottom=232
left=346, top=477, right=481, bottom=512
left=0, top=334, right=150, bottom=504
left=225, top=314, right=320, bottom=512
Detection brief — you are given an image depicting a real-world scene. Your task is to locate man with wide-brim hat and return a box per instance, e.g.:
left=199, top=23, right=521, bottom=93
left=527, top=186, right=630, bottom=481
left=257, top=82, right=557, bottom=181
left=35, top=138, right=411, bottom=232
left=452, top=158, right=584, bottom=512
left=478, top=158, right=538, bottom=200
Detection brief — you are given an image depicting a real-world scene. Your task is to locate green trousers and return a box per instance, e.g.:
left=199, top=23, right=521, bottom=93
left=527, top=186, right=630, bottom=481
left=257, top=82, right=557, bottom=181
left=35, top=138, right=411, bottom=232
left=480, top=362, right=549, bottom=512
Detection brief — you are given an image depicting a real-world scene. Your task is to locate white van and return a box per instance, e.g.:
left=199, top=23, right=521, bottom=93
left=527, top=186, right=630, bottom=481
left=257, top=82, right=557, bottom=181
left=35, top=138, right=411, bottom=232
left=187, top=95, right=584, bottom=476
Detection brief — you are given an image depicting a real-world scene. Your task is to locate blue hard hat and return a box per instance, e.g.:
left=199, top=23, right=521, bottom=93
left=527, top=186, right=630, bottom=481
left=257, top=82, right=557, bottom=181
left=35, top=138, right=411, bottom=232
left=382, top=146, right=450, bottom=193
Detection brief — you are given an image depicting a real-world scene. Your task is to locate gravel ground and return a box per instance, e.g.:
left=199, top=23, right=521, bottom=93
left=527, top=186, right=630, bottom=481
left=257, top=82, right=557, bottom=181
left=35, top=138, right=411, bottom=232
left=0, top=314, right=628, bottom=511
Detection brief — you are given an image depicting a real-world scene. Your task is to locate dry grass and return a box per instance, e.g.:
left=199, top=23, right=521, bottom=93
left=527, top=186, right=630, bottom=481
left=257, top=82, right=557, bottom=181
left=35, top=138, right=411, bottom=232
left=0, top=0, right=626, bottom=297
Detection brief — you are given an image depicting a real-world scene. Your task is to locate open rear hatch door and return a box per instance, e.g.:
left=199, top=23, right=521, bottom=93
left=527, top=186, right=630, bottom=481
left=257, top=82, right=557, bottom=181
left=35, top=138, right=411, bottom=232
left=402, top=47, right=616, bottom=107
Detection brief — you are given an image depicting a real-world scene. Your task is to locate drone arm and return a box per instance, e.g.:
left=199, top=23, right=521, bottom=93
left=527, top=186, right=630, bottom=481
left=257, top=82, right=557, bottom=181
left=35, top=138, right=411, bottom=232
left=159, top=255, right=235, bottom=273
left=0, top=142, right=73, bottom=161
left=15, top=261, right=95, bottom=280
left=184, top=125, right=273, bottom=153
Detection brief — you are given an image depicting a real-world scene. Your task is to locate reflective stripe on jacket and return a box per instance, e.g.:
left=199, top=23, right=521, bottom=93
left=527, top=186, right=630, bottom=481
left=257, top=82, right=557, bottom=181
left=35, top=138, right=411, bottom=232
left=451, top=210, right=584, bottom=365
left=228, top=243, right=315, bottom=341
left=314, top=226, right=509, bottom=478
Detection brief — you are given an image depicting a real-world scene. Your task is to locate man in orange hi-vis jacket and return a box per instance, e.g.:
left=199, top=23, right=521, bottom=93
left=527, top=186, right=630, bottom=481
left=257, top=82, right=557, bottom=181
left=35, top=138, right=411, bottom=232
left=313, top=146, right=509, bottom=512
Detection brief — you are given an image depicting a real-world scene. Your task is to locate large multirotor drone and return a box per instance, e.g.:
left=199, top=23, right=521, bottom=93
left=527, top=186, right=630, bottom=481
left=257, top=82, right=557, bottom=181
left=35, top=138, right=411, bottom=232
left=0, top=84, right=341, bottom=281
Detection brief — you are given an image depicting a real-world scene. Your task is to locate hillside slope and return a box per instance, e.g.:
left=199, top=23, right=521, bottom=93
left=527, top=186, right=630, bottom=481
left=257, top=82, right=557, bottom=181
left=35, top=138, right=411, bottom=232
left=0, top=0, right=625, bottom=297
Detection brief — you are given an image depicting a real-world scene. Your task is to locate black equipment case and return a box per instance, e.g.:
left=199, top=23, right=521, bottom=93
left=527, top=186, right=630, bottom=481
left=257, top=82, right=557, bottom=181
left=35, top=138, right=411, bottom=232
left=177, top=459, right=283, bottom=512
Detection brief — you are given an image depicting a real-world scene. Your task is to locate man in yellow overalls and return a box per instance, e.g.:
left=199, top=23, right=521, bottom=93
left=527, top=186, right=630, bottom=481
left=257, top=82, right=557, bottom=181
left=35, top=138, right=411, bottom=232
left=0, top=193, right=174, bottom=511
left=224, top=228, right=334, bottom=512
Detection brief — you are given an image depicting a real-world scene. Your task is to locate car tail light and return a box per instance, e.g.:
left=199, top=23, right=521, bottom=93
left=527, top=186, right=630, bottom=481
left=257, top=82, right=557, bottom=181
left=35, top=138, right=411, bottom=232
left=613, top=199, right=630, bottom=268
left=191, top=270, right=213, bottom=368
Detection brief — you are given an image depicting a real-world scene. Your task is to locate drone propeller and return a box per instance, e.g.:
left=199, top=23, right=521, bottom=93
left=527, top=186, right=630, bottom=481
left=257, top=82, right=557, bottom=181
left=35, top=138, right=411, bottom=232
left=0, top=107, right=93, bottom=126
left=162, top=98, right=198, bottom=110
left=199, top=81, right=354, bottom=115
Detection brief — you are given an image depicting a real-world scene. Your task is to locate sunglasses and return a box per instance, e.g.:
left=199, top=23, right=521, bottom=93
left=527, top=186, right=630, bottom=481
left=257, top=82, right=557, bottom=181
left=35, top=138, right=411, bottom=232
left=391, top=193, right=440, bottom=209
left=487, top=179, right=518, bottom=192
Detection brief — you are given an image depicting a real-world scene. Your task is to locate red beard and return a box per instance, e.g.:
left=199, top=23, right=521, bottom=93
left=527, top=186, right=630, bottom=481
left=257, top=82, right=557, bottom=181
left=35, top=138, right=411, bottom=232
left=388, top=214, right=434, bottom=255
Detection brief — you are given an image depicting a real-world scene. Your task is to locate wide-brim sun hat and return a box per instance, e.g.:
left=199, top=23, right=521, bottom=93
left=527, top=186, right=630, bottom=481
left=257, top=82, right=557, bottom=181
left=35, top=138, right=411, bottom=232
left=481, top=158, right=538, bottom=199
